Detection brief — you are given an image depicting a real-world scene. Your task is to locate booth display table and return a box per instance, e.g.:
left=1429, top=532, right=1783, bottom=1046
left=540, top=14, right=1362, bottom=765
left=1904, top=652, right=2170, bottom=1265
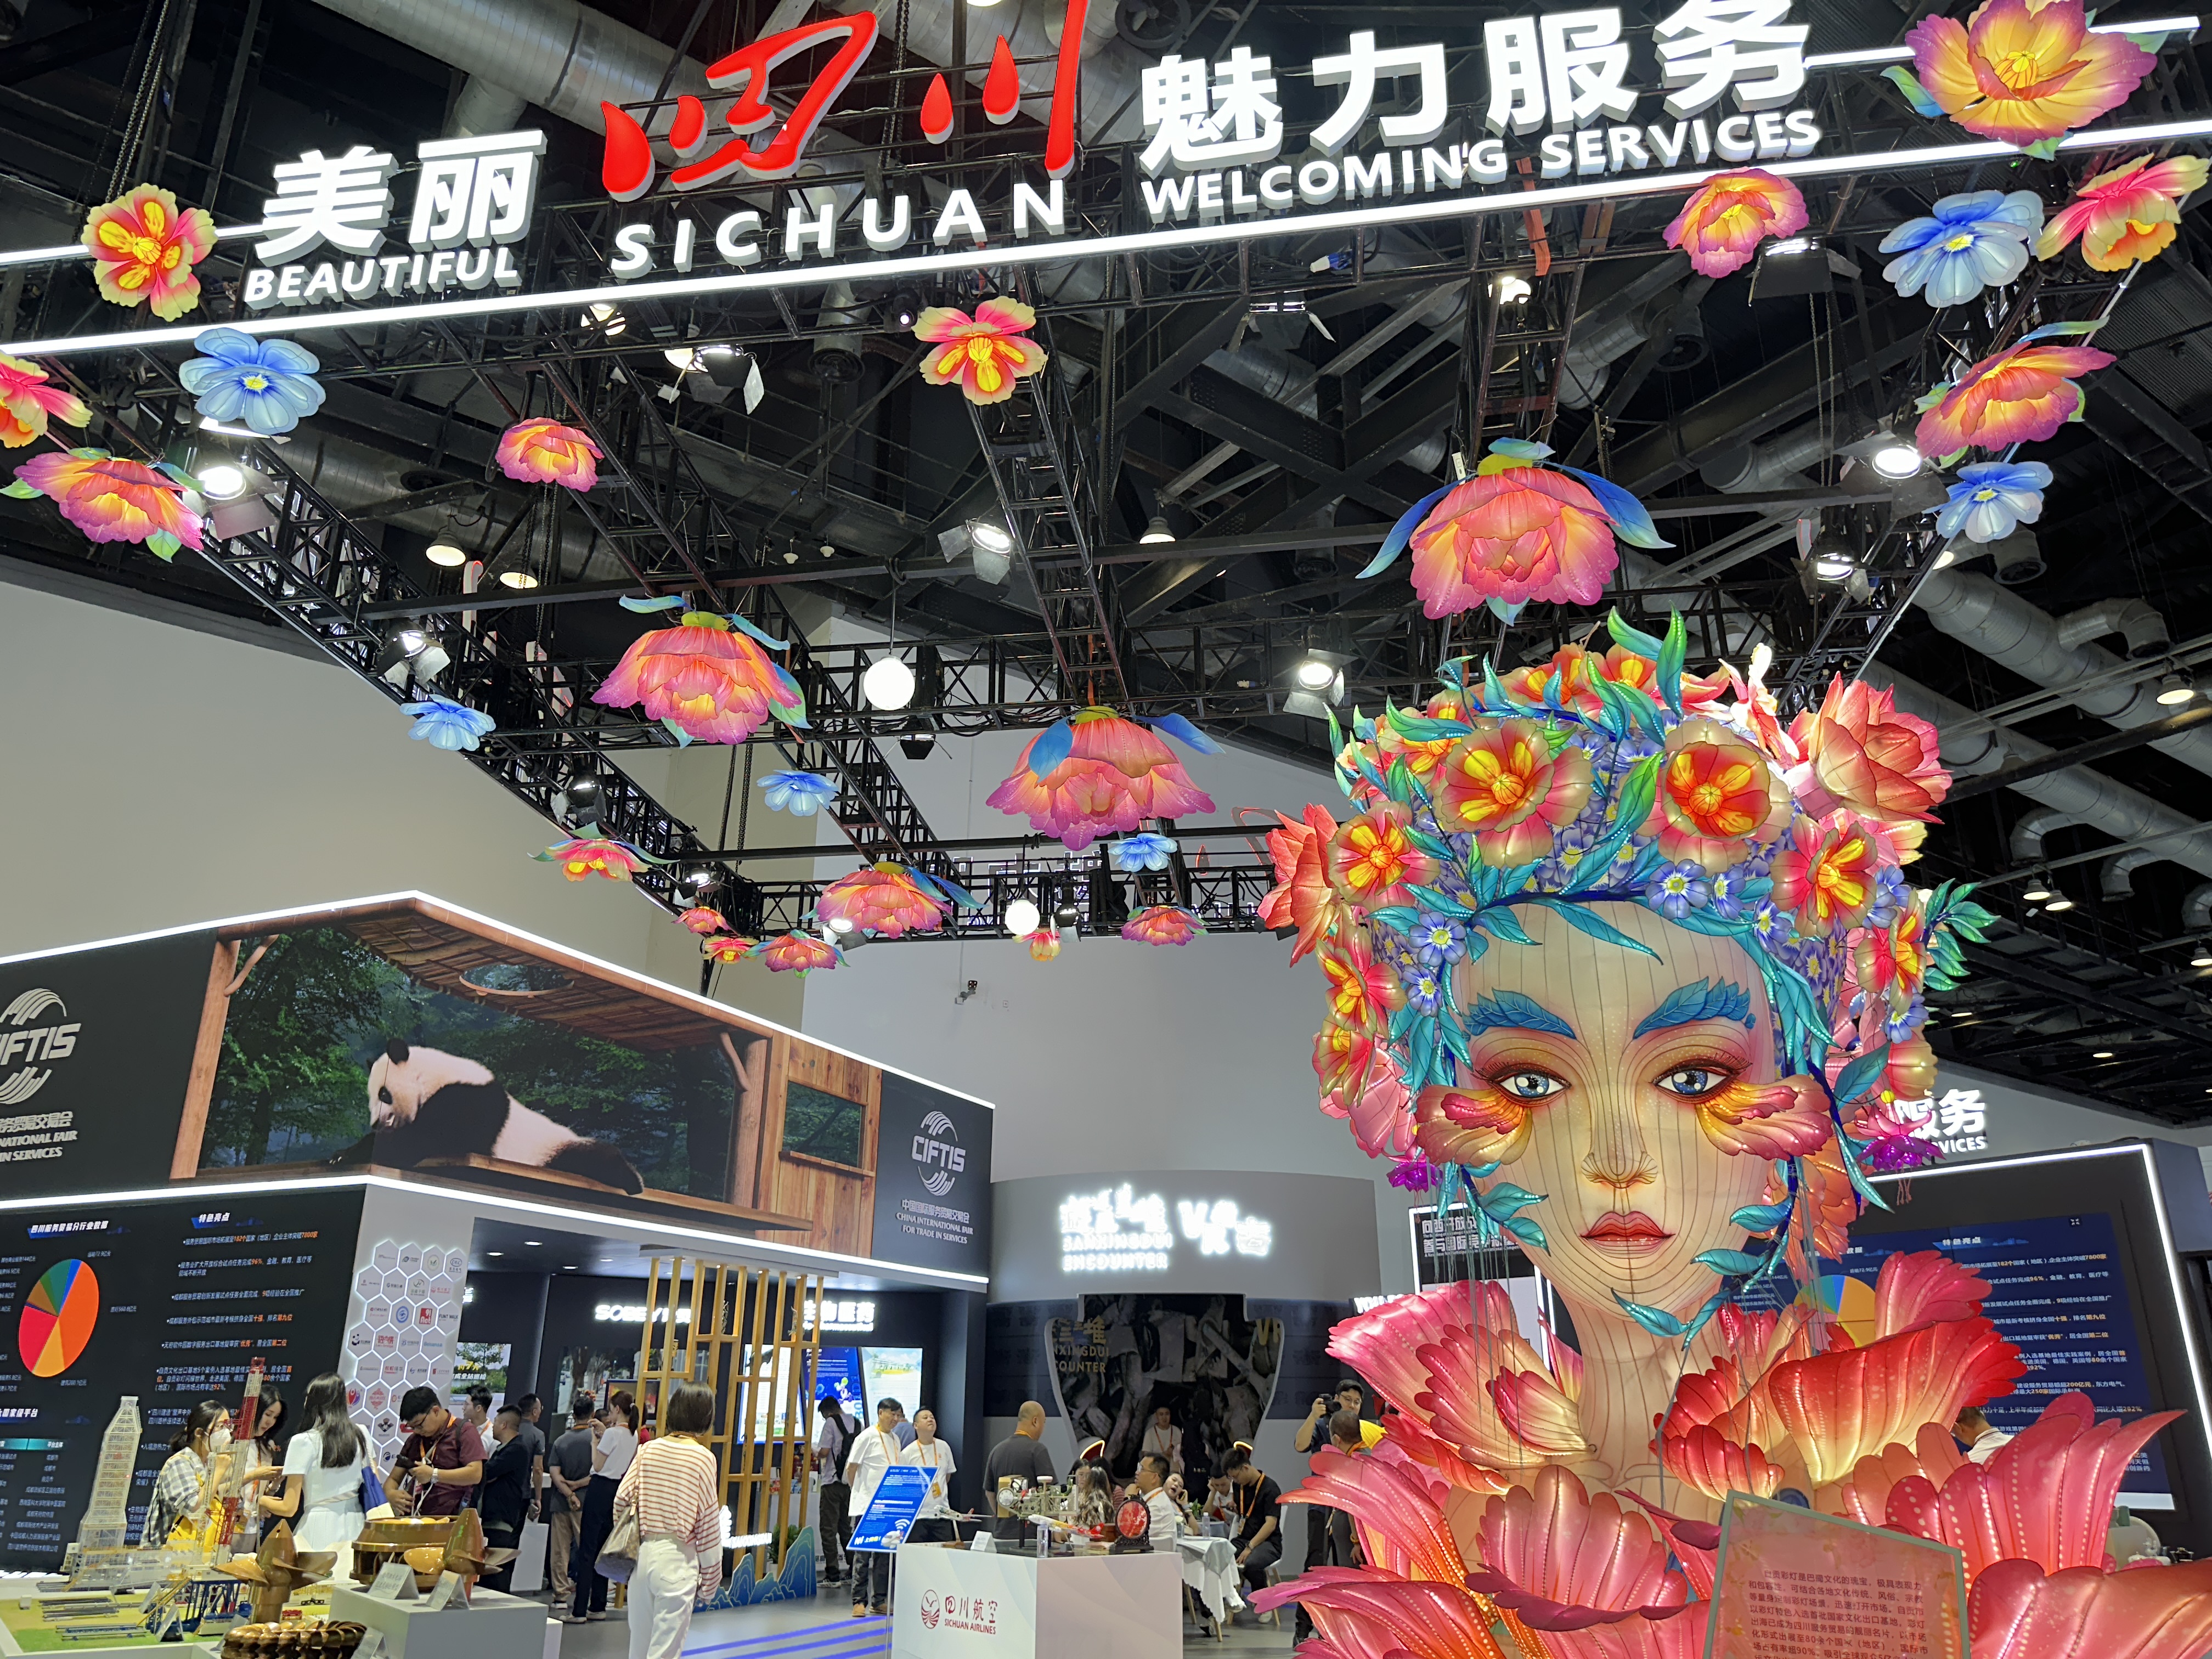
left=890, top=1544, right=1180, bottom=1659
left=1173, top=1536, right=1244, bottom=1629
left=330, top=1585, right=554, bottom=1659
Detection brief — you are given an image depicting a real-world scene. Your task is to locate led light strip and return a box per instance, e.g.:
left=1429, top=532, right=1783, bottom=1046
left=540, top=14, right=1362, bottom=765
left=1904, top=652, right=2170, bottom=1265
left=0, top=889, right=996, bottom=1112
left=0, top=1169, right=990, bottom=1286
left=1804, top=13, right=2199, bottom=67
left=0, top=221, right=272, bottom=272
left=1868, top=1142, right=2212, bottom=1438
left=8, top=116, right=2212, bottom=359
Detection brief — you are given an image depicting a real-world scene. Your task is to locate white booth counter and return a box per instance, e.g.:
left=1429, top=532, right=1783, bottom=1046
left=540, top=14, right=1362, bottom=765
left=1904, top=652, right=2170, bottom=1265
left=890, top=1544, right=1181, bottom=1659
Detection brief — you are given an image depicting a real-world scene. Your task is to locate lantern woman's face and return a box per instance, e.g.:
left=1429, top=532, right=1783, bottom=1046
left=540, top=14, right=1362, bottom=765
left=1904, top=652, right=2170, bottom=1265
left=1446, top=904, right=1786, bottom=1319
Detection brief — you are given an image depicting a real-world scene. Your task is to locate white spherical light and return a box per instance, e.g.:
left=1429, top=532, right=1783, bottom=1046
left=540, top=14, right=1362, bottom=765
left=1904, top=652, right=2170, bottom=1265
left=862, top=654, right=916, bottom=711
left=1003, top=898, right=1041, bottom=938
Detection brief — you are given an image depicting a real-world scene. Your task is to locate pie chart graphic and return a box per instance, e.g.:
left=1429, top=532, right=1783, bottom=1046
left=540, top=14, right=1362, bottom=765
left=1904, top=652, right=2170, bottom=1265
left=20, top=1260, right=98, bottom=1379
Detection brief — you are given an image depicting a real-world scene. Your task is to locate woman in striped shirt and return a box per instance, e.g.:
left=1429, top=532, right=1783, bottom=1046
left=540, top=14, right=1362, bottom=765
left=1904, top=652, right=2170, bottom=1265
left=613, top=1382, right=723, bottom=1659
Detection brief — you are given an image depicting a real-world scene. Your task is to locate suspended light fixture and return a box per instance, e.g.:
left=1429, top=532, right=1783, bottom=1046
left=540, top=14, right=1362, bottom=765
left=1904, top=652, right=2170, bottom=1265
left=1139, top=516, right=1175, bottom=544
left=862, top=654, right=916, bottom=710
left=198, top=462, right=250, bottom=501
left=2157, top=672, right=2197, bottom=706
left=498, top=569, right=540, bottom=590
left=2021, top=873, right=2055, bottom=902
left=1003, top=898, right=1041, bottom=937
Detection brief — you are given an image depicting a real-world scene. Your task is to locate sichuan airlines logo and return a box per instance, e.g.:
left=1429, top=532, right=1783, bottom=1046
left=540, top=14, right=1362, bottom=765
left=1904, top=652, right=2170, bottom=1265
left=919, top=1591, right=942, bottom=1630
left=0, top=990, right=81, bottom=1107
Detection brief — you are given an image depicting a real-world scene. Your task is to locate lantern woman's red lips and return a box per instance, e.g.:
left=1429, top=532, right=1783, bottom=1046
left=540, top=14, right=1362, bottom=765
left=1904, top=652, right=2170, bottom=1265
left=1582, top=1212, right=1673, bottom=1244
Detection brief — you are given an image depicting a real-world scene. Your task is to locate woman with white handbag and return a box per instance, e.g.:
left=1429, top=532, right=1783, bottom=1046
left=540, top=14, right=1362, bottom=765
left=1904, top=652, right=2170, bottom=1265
left=608, top=1383, right=721, bottom=1659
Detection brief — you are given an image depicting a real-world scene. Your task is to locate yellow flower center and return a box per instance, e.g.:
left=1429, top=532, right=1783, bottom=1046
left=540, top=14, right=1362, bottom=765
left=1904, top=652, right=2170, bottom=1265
left=1944, top=233, right=1974, bottom=251
left=242, top=373, right=269, bottom=392
left=1690, top=782, right=1725, bottom=814
left=130, top=235, right=161, bottom=264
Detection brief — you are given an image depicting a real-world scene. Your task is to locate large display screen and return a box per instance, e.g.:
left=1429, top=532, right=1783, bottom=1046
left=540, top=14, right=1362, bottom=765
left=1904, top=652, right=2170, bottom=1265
left=1841, top=1210, right=2171, bottom=1501
left=0, top=1188, right=363, bottom=1568
left=1852, top=1144, right=2212, bottom=1543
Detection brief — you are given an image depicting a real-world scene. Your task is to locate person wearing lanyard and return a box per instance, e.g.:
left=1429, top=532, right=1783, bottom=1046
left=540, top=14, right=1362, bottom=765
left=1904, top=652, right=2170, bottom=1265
left=1222, top=1447, right=1280, bottom=1611
left=843, top=1399, right=903, bottom=1619
left=898, top=1410, right=958, bottom=1544
left=571, top=1390, right=637, bottom=1624
left=1139, top=1406, right=1182, bottom=1479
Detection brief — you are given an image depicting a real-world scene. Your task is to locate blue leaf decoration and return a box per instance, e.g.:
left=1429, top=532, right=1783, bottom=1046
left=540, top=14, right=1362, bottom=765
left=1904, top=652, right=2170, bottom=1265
left=1521, top=897, right=1662, bottom=960
left=1479, top=1182, right=1546, bottom=1220
left=727, top=612, right=791, bottom=650
left=1556, top=465, right=1672, bottom=550
left=1463, top=989, right=1575, bottom=1039
left=1606, top=608, right=1667, bottom=659
left=1486, top=597, right=1528, bottom=625
left=1731, top=1201, right=1792, bottom=1233
left=1612, top=1293, right=1686, bottom=1339
left=1489, top=438, right=1553, bottom=462
left=1503, top=1215, right=1549, bottom=1251
left=1027, top=718, right=1075, bottom=777
left=1632, top=977, right=1754, bottom=1038
left=619, top=594, right=688, bottom=612
left=1656, top=611, right=1687, bottom=715
left=1831, top=1041, right=1892, bottom=1109
left=1693, top=1249, right=1768, bottom=1277
left=659, top=716, right=693, bottom=747
left=1881, top=64, right=1944, bottom=116
left=1148, top=712, right=1222, bottom=754
left=1474, top=906, right=1536, bottom=946
left=1368, top=905, right=1424, bottom=934
left=1684, top=1291, right=1729, bottom=1343
left=1359, top=482, right=1455, bottom=579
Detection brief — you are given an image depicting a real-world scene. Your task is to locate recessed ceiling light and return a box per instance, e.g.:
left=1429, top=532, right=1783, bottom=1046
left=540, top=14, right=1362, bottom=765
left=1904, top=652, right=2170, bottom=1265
left=2092, top=1050, right=2114, bottom=1059
left=487, top=1251, right=503, bottom=1257
left=563, top=1265, right=578, bottom=1271
left=525, top=1239, right=543, bottom=1246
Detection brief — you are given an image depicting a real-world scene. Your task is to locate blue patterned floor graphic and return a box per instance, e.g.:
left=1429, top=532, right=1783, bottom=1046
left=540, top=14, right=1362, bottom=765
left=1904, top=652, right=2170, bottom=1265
left=684, top=1612, right=890, bottom=1659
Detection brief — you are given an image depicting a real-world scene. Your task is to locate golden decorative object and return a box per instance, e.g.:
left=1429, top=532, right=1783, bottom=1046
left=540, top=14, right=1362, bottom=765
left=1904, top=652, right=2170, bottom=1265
left=216, top=1521, right=336, bottom=1624
left=348, top=1517, right=455, bottom=1589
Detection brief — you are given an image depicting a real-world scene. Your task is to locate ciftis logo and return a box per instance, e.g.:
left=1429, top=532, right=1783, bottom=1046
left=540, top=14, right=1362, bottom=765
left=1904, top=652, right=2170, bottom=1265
left=919, top=1590, right=942, bottom=1630
left=912, top=1110, right=966, bottom=1198
left=0, top=990, right=81, bottom=1107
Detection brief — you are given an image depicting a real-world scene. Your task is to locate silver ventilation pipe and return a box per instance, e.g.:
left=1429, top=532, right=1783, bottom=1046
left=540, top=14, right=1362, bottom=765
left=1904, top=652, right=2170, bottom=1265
left=1204, top=339, right=1448, bottom=476
left=1868, top=664, right=2212, bottom=888
left=2185, top=885, right=2212, bottom=932
left=309, top=0, right=712, bottom=129
left=2011, top=808, right=2088, bottom=862
left=448, top=76, right=529, bottom=138
left=1911, top=567, right=2212, bottom=781
left=1701, top=417, right=1834, bottom=494
left=1556, top=254, right=1694, bottom=410
left=2102, top=847, right=2163, bottom=898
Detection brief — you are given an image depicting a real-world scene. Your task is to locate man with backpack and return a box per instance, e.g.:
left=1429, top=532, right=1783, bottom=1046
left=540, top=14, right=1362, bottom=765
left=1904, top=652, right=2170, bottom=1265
left=814, top=1394, right=859, bottom=1587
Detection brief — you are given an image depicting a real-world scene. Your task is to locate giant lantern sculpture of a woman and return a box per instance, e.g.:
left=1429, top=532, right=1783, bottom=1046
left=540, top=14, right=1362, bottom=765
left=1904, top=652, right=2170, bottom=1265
left=1257, top=613, right=2212, bottom=1657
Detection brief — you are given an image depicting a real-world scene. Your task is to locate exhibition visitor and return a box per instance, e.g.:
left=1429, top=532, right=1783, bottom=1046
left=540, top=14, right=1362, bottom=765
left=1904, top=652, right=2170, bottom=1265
left=236, top=1389, right=290, bottom=1507
left=546, top=1395, right=595, bottom=1611
left=1140, top=1405, right=1183, bottom=1478
left=899, top=1408, right=957, bottom=1543
left=514, top=1393, right=549, bottom=1520
left=613, top=1381, right=723, bottom=1659
left=1956, top=1406, right=2016, bottom=1465
left=982, top=1400, right=1056, bottom=1540
left=1293, top=1400, right=1370, bottom=1644
left=256, top=1374, right=366, bottom=1562
left=1222, top=1447, right=1281, bottom=1602
left=814, top=1393, right=860, bottom=1585
left=391, top=1387, right=486, bottom=1517
left=568, top=1389, right=638, bottom=1623
left=889, top=1402, right=917, bottom=1450
left=1132, top=1453, right=1181, bottom=1551
left=844, top=1398, right=905, bottom=1617
left=141, top=1401, right=230, bottom=1548
left=478, top=1405, right=534, bottom=1592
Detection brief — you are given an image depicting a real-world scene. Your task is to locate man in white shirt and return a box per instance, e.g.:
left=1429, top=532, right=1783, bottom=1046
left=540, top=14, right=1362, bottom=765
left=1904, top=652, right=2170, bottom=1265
left=899, top=1409, right=958, bottom=1544
left=843, top=1398, right=904, bottom=1618
left=1133, top=1452, right=1180, bottom=1551
left=1955, top=1406, right=2015, bottom=1465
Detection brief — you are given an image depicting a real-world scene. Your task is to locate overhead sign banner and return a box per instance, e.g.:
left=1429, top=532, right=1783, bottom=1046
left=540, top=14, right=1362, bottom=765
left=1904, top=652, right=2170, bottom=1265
left=871, top=1071, right=992, bottom=1278
left=4, top=2, right=2206, bottom=356
left=0, top=933, right=215, bottom=1199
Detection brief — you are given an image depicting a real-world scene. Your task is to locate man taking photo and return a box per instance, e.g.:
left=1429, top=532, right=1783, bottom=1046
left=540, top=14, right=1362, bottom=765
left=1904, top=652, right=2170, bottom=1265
left=391, top=1387, right=485, bottom=1517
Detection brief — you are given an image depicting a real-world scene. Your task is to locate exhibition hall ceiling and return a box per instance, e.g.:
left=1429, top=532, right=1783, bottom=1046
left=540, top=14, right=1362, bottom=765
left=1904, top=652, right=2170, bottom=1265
left=7, top=0, right=2212, bottom=1118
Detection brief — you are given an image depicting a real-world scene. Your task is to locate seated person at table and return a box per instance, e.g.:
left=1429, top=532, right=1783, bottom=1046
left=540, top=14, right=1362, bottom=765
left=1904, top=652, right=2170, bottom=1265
left=1068, top=1464, right=1114, bottom=1530
left=1133, top=1453, right=1181, bottom=1551
left=1222, top=1447, right=1280, bottom=1601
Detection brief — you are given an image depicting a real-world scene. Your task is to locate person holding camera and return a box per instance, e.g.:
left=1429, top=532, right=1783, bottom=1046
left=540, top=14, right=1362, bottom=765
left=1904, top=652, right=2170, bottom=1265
left=1291, top=1378, right=1367, bottom=1644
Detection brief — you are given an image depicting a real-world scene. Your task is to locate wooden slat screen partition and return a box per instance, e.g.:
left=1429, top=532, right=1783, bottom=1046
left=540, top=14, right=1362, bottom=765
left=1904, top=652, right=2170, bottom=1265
left=636, top=1256, right=825, bottom=1584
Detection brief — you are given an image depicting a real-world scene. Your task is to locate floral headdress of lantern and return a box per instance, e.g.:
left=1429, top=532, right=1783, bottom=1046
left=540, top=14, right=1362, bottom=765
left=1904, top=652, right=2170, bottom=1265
left=1276, top=610, right=1992, bottom=1338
